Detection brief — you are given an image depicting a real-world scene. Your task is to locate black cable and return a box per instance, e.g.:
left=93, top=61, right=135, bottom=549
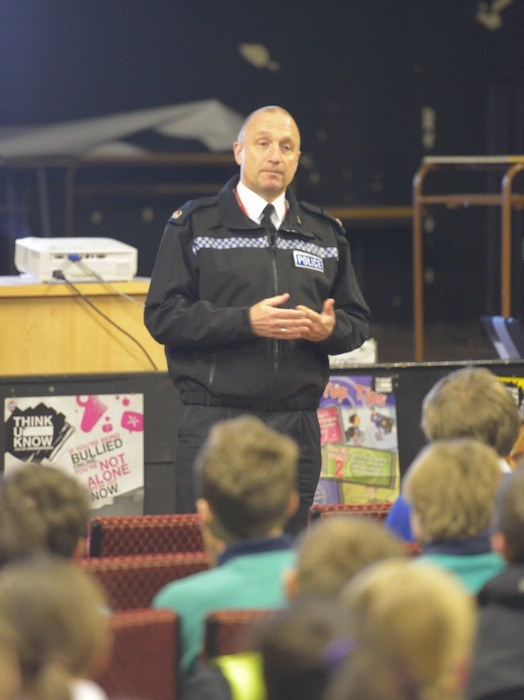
left=69, top=258, right=144, bottom=308
left=53, top=270, right=159, bottom=371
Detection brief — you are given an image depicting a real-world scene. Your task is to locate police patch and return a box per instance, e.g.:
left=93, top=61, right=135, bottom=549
left=293, top=250, right=324, bottom=272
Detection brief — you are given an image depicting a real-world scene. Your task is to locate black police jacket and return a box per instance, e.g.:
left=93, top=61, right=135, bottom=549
left=145, top=176, right=370, bottom=411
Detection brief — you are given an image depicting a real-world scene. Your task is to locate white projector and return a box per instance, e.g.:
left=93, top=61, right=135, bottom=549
left=14, top=237, right=138, bottom=283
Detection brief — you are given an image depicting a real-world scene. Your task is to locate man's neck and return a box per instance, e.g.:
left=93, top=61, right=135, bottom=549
left=236, top=181, right=287, bottom=225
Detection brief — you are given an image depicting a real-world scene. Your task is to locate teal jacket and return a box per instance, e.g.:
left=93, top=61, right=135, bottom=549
left=152, top=535, right=294, bottom=684
left=417, top=536, right=506, bottom=594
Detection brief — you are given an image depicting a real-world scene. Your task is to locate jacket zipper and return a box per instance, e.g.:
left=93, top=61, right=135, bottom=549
left=270, top=232, right=279, bottom=409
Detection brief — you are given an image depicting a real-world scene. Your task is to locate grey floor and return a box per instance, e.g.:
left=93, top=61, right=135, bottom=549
left=370, top=320, right=499, bottom=365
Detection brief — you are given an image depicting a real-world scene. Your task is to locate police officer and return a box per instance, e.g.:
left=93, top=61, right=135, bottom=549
left=145, top=105, right=370, bottom=534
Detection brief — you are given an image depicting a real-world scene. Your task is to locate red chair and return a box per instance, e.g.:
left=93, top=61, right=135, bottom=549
left=87, top=513, right=205, bottom=558
left=79, top=551, right=211, bottom=611
left=96, top=608, right=179, bottom=700
left=203, top=609, right=278, bottom=659
left=308, top=502, right=392, bottom=525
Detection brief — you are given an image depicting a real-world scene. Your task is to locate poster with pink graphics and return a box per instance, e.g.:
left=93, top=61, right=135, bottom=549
left=4, top=393, right=144, bottom=512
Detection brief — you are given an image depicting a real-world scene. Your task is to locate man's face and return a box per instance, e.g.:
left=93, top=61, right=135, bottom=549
left=233, top=109, right=301, bottom=201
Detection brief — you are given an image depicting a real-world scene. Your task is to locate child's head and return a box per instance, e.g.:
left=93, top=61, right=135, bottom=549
left=255, top=597, right=353, bottom=700
left=0, top=619, right=21, bottom=700
left=195, top=415, right=298, bottom=540
left=339, top=559, right=476, bottom=700
left=1, top=463, right=91, bottom=559
left=421, top=367, right=520, bottom=457
left=0, top=498, right=46, bottom=569
left=403, top=439, right=502, bottom=542
left=0, top=555, right=111, bottom=700
left=492, top=464, right=524, bottom=563
left=323, top=650, right=420, bottom=700
left=287, top=516, right=405, bottom=599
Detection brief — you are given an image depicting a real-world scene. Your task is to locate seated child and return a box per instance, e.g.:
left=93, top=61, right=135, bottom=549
left=333, top=558, right=476, bottom=700
left=184, top=516, right=405, bottom=700
left=0, top=555, right=112, bottom=700
left=467, top=464, right=524, bottom=700
left=285, top=515, right=405, bottom=599
left=0, top=497, right=46, bottom=569
left=386, top=366, right=520, bottom=542
left=0, top=619, right=21, bottom=700
left=1, top=462, right=91, bottom=559
left=403, top=438, right=506, bottom=593
left=256, top=597, right=354, bottom=700
left=153, top=415, right=299, bottom=686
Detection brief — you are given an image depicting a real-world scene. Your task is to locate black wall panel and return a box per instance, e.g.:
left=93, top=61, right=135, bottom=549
left=1, top=1, right=524, bottom=320
left=2, top=359, right=523, bottom=515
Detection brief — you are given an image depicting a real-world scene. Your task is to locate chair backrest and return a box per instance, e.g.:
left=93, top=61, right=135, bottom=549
left=308, top=502, right=392, bottom=525
left=96, top=608, right=179, bottom=700
left=203, top=609, right=278, bottom=660
left=79, top=551, right=211, bottom=611
left=87, top=513, right=205, bottom=558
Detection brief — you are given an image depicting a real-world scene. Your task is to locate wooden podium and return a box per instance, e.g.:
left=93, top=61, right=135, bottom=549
left=0, top=277, right=167, bottom=375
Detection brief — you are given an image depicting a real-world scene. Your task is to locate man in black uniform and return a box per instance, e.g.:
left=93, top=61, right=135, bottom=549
left=145, top=105, right=370, bottom=534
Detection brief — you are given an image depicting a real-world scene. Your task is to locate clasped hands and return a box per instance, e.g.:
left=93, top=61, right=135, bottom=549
left=249, top=292, right=335, bottom=342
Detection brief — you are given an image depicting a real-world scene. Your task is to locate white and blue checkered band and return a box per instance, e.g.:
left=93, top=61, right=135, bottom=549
left=192, top=236, right=269, bottom=254
left=192, top=236, right=338, bottom=259
left=276, top=239, right=338, bottom=259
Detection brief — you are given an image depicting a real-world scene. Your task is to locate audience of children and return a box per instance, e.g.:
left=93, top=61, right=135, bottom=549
left=153, top=415, right=299, bottom=686
left=403, top=438, right=506, bottom=594
left=245, top=558, right=475, bottom=700
left=184, top=516, right=406, bottom=700
left=0, top=364, right=521, bottom=700
left=466, top=464, right=524, bottom=700
left=386, top=366, right=520, bottom=542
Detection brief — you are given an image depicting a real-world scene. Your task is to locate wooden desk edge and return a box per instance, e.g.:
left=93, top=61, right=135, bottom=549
left=0, top=277, right=151, bottom=298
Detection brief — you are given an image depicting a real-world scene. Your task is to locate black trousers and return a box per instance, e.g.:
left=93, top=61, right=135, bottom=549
left=174, top=404, right=321, bottom=537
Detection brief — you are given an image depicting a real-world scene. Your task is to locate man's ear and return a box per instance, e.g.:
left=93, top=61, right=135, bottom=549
left=283, top=568, right=299, bottom=602
left=233, top=141, right=243, bottom=166
left=453, top=654, right=473, bottom=696
left=196, top=498, right=213, bottom=525
left=410, top=509, right=426, bottom=543
left=196, top=498, right=226, bottom=562
left=491, top=531, right=512, bottom=562
left=287, top=491, right=300, bottom=518
left=73, top=536, right=88, bottom=560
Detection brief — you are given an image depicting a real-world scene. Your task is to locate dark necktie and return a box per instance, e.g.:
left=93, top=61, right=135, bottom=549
left=261, top=203, right=277, bottom=244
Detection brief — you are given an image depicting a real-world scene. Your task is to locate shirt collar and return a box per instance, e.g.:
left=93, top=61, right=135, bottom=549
left=499, top=457, right=512, bottom=474
left=236, top=180, right=287, bottom=229
left=218, top=533, right=293, bottom=566
left=423, top=534, right=493, bottom=556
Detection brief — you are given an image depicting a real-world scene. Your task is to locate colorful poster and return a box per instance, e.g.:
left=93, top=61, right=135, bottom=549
left=315, top=375, right=400, bottom=505
left=4, top=393, right=144, bottom=512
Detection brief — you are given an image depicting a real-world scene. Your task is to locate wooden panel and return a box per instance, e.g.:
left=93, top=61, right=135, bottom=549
left=0, top=277, right=167, bottom=375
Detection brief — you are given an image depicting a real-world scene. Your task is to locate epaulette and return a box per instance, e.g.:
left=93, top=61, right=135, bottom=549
left=168, top=196, right=218, bottom=225
left=300, top=201, right=346, bottom=231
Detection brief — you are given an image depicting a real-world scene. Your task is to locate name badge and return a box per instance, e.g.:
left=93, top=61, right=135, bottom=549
left=293, top=250, right=324, bottom=272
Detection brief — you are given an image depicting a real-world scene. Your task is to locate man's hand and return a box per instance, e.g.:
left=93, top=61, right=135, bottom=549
left=249, top=293, right=312, bottom=339
left=294, top=298, right=336, bottom=342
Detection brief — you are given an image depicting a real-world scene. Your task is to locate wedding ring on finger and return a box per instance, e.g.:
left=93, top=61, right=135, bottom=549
left=281, top=327, right=287, bottom=334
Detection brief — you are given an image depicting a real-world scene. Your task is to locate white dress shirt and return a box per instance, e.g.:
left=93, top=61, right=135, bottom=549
left=236, top=180, right=287, bottom=230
